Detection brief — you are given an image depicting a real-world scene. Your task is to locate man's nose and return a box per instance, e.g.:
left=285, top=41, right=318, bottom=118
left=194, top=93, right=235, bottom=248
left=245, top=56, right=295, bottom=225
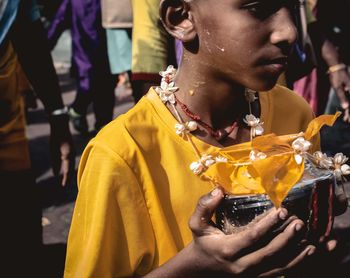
left=270, top=8, right=298, bottom=46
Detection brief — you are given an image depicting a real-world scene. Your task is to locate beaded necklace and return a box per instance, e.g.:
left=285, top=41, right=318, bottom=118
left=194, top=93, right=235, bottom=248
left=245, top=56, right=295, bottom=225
left=175, top=95, right=239, bottom=142
left=155, top=65, right=264, bottom=175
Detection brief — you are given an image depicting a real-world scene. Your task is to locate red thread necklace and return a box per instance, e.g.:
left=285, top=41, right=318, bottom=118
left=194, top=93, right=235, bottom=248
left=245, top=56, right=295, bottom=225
left=175, top=95, right=238, bottom=141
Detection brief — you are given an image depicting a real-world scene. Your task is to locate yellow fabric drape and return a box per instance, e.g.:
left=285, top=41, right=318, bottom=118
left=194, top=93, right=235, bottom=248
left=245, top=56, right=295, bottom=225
left=205, top=113, right=340, bottom=207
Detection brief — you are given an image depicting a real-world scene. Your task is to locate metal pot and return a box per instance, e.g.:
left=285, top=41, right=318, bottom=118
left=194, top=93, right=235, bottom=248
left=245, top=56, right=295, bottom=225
left=215, top=162, right=336, bottom=243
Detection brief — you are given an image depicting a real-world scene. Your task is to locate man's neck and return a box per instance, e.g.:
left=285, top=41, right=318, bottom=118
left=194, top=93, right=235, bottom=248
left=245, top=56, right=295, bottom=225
left=174, top=58, right=248, bottom=130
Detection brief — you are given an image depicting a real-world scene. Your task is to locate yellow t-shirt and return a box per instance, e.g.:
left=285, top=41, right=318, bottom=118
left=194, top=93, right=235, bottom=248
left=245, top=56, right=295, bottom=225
left=64, top=86, right=316, bottom=277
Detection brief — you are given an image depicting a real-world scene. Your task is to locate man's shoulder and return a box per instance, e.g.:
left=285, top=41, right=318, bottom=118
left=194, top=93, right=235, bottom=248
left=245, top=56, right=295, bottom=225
left=264, top=85, right=315, bottom=134
left=269, top=84, right=313, bottom=114
left=91, top=96, right=159, bottom=157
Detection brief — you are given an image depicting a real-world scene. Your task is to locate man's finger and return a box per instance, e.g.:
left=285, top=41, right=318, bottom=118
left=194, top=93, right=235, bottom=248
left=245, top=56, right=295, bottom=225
left=257, top=245, right=315, bottom=278
left=236, top=219, right=305, bottom=273
left=224, top=208, right=289, bottom=252
left=325, top=239, right=337, bottom=252
left=60, top=158, right=69, bottom=186
left=189, top=187, right=225, bottom=236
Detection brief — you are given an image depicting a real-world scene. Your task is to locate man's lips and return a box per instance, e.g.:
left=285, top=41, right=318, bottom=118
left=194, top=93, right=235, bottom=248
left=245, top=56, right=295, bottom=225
left=261, top=57, right=288, bottom=73
left=267, top=57, right=288, bottom=66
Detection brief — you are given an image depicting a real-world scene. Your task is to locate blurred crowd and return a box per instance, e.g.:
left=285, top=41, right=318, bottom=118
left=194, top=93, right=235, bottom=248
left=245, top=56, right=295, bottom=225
left=36, top=0, right=350, bottom=153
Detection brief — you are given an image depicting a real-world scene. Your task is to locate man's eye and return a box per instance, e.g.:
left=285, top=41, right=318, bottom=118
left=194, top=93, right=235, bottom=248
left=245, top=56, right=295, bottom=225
left=243, top=1, right=276, bottom=18
left=243, top=0, right=301, bottom=19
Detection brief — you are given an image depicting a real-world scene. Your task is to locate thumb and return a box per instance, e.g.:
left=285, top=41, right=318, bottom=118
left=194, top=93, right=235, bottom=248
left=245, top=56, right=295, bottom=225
left=189, top=186, right=225, bottom=236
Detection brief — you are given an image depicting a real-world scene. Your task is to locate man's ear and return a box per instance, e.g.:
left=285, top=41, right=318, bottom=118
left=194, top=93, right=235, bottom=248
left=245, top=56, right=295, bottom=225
left=160, top=0, right=196, bottom=42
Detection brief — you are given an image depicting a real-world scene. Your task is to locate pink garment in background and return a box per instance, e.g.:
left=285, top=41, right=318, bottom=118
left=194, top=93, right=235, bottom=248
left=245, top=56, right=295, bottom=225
left=293, top=68, right=318, bottom=114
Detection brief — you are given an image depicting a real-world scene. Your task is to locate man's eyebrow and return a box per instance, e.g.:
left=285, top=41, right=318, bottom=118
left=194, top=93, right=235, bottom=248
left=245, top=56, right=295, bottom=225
left=242, top=1, right=261, bottom=7
left=241, top=0, right=300, bottom=7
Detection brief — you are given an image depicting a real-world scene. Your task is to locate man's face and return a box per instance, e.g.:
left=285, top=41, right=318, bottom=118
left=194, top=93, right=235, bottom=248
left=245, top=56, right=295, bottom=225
left=189, top=0, right=298, bottom=91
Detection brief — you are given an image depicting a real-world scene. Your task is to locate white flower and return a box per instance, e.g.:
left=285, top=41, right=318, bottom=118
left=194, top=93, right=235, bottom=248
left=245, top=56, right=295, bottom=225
left=215, top=155, right=228, bottom=163
left=332, top=152, right=350, bottom=180
left=294, top=154, right=304, bottom=165
left=189, top=154, right=216, bottom=175
left=159, top=65, right=177, bottom=81
left=253, top=125, right=264, bottom=136
left=190, top=161, right=204, bottom=175
left=175, top=121, right=198, bottom=135
left=245, top=89, right=257, bottom=103
left=292, top=137, right=311, bottom=152
left=292, top=137, right=311, bottom=165
left=160, top=80, right=178, bottom=92
left=341, top=164, right=350, bottom=175
left=202, top=154, right=216, bottom=167
left=243, top=114, right=264, bottom=137
left=249, top=150, right=267, bottom=161
left=159, top=91, right=176, bottom=104
left=155, top=77, right=179, bottom=104
left=243, top=114, right=259, bottom=127
left=334, top=153, right=349, bottom=165
left=313, top=152, right=350, bottom=180
left=313, top=151, right=333, bottom=169
left=175, top=123, right=186, bottom=135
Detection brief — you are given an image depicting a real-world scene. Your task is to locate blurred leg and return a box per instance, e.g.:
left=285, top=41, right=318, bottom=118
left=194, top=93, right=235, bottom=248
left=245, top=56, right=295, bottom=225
left=92, top=72, right=116, bottom=132
left=2, top=170, right=42, bottom=277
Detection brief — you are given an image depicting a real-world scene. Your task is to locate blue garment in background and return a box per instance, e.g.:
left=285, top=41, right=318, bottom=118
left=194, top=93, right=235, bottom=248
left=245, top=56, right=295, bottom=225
left=0, top=0, right=41, bottom=45
left=0, top=0, right=20, bottom=45
left=106, top=28, right=131, bottom=74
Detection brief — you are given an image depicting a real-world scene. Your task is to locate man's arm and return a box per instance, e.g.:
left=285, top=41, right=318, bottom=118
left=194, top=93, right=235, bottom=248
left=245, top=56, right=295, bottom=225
left=10, top=14, right=75, bottom=185
left=308, top=17, right=350, bottom=122
left=320, top=39, right=350, bottom=121
left=46, top=0, right=71, bottom=50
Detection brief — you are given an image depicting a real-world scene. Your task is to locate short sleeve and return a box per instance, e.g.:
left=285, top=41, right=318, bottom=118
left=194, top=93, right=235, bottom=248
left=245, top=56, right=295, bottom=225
left=64, top=141, right=156, bottom=278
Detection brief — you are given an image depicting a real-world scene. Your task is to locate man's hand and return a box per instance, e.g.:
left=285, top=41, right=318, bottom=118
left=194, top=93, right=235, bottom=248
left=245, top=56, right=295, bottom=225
left=329, top=68, right=350, bottom=123
left=49, top=115, right=75, bottom=186
left=186, top=187, right=316, bottom=277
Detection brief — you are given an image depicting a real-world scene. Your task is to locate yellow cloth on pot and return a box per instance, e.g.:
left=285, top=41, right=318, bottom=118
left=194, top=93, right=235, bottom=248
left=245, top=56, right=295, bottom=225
left=204, top=112, right=341, bottom=207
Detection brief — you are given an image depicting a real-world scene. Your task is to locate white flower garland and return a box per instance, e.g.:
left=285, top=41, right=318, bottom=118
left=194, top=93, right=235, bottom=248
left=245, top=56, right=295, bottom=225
left=155, top=66, right=350, bottom=182
left=155, top=66, right=266, bottom=175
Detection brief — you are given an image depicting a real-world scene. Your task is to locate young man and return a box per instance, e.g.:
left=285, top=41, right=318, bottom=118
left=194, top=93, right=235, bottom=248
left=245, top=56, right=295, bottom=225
left=64, top=1, right=345, bottom=277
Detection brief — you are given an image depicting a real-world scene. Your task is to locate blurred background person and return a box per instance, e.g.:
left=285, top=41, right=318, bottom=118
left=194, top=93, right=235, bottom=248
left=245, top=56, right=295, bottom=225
left=285, top=0, right=350, bottom=117
left=47, top=0, right=116, bottom=135
left=317, top=0, right=350, bottom=116
left=0, top=0, right=74, bottom=276
left=101, top=0, right=133, bottom=102
left=36, top=0, right=63, bottom=24
left=131, top=0, right=177, bottom=102
left=315, top=0, right=350, bottom=158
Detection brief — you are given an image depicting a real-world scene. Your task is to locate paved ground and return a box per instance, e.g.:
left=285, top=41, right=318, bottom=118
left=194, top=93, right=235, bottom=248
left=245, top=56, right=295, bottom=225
left=26, top=31, right=350, bottom=277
